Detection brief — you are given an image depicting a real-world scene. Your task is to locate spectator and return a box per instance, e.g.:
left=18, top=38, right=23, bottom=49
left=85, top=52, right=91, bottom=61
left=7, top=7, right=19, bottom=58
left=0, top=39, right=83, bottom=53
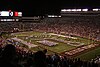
left=0, top=44, right=18, bottom=67
left=33, top=49, right=47, bottom=67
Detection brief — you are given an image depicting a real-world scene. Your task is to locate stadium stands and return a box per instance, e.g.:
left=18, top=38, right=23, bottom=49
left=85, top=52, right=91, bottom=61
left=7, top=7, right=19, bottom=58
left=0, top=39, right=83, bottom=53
left=0, top=44, right=99, bottom=67
left=0, top=16, right=99, bottom=42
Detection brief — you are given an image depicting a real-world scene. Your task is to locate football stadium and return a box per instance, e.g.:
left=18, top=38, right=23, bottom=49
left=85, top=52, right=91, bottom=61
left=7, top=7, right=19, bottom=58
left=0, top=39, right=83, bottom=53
left=0, top=8, right=100, bottom=67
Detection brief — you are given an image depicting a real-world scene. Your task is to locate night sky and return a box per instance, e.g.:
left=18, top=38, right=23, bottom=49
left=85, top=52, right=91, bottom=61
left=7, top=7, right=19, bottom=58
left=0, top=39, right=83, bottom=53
left=0, top=0, right=100, bottom=16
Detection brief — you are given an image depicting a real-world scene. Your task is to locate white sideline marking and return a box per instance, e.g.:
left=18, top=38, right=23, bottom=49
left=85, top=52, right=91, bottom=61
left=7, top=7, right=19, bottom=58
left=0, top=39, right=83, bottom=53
left=49, top=33, right=77, bottom=39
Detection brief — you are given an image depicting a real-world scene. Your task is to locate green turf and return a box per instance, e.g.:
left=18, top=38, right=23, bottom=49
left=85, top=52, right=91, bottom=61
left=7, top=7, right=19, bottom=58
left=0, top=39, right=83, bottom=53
left=10, top=31, right=100, bottom=61
left=75, top=46, right=100, bottom=61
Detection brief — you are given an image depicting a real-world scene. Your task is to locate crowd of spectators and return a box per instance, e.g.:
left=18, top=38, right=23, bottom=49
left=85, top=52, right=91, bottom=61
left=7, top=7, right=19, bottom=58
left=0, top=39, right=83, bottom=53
left=0, top=16, right=100, bottom=41
left=0, top=44, right=99, bottom=67
left=40, top=17, right=100, bottom=41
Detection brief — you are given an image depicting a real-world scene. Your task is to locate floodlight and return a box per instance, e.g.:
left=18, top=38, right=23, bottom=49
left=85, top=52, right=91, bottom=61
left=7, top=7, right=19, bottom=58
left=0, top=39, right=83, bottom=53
left=1, top=19, right=3, bottom=21
left=48, top=15, right=52, bottom=17
left=76, top=9, right=81, bottom=11
left=51, top=15, right=55, bottom=17
left=61, top=9, right=67, bottom=12
left=66, top=9, right=71, bottom=11
left=71, top=9, right=76, bottom=11
left=58, top=16, right=61, bottom=17
left=93, top=9, right=99, bottom=11
left=82, top=9, right=88, bottom=11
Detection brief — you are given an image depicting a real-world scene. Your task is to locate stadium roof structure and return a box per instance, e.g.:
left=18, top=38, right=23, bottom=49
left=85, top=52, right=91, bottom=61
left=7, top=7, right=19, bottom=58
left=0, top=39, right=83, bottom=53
left=60, top=8, right=100, bottom=17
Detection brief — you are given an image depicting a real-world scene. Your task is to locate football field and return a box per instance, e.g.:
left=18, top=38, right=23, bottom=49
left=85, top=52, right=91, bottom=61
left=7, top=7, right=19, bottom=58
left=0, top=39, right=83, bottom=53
left=10, top=31, right=100, bottom=60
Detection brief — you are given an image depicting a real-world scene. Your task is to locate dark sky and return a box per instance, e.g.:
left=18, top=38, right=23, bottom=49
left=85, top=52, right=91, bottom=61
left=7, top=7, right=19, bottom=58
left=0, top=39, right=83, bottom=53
left=0, top=0, right=100, bottom=16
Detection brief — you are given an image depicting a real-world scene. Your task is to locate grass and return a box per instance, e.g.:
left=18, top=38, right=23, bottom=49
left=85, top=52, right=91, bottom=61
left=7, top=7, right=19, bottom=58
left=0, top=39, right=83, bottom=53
left=75, top=46, right=100, bottom=61
left=33, top=40, right=75, bottom=53
left=10, top=31, right=100, bottom=61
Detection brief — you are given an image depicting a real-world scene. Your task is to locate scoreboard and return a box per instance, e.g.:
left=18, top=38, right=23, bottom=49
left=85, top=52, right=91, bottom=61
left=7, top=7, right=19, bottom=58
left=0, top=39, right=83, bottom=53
left=0, top=11, right=22, bottom=21
left=0, top=11, right=13, bottom=16
left=0, top=11, right=22, bottom=17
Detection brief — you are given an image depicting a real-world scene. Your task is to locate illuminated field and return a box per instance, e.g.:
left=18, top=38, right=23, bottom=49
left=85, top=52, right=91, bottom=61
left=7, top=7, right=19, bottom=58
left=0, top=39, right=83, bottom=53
left=10, top=31, right=100, bottom=60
